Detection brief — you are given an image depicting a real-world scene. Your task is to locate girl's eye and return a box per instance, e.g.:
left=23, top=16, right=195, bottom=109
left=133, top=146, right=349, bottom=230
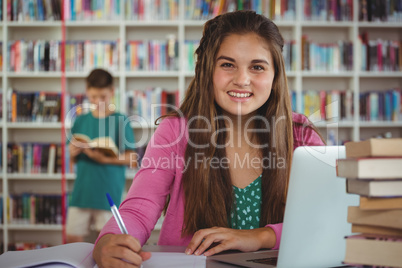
left=252, top=65, right=265, bottom=71
left=220, top=62, right=233, bottom=68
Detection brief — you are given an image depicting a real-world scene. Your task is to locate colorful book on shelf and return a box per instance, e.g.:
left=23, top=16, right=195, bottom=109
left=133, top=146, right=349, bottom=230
left=344, top=234, right=402, bottom=267
left=345, top=138, right=402, bottom=158
left=346, top=179, right=402, bottom=197
left=72, top=134, right=119, bottom=158
left=347, top=206, right=402, bottom=230
left=336, top=157, right=402, bottom=179
left=359, top=196, right=402, bottom=210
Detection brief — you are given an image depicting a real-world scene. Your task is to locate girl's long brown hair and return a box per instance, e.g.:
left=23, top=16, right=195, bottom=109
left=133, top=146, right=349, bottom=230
left=167, top=11, right=294, bottom=236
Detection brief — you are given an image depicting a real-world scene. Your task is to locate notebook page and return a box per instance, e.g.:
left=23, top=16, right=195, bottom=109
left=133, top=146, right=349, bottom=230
left=0, top=242, right=95, bottom=268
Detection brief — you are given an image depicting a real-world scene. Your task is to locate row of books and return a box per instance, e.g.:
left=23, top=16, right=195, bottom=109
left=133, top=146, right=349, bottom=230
left=8, top=0, right=61, bottom=21
left=291, top=88, right=402, bottom=122
left=65, top=41, right=119, bottom=72
left=6, top=38, right=399, bottom=73
left=126, top=88, right=180, bottom=123
left=8, top=40, right=60, bottom=72
left=183, top=40, right=199, bottom=71
left=359, top=89, right=402, bottom=121
left=301, top=36, right=353, bottom=72
left=359, top=33, right=402, bottom=72
left=6, top=143, right=65, bottom=174
left=283, top=40, right=296, bottom=71
left=6, top=90, right=61, bottom=123
left=359, top=0, right=402, bottom=22
left=297, top=90, right=353, bottom=122
left=126, top=0, right=179, bottom=21
left=8, top=40, right=119, bottom=73
left=185, top=0, right=265, bottom=20
left=5, top=193, right=65, bottom=225
left=303, top=0, right=353, bottom=21
left=4, top=0, right=402, bottom=22
left=64, top=0, right=120, bottom=21
left=336, top=138, right=402, bottom=267
left=126, top=38, right=179, bottom=71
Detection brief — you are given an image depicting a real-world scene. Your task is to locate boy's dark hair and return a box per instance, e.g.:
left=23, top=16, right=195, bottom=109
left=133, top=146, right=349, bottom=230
left=86, top=68, right=113, bottom=89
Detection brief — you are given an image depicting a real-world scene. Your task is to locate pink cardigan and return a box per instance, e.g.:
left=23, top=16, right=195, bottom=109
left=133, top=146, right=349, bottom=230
left=97, top=113, right=324, bottom=250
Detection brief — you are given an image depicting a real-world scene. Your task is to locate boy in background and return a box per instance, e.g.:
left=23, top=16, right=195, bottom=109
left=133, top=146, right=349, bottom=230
left=66, top=68, right=136, bottom=243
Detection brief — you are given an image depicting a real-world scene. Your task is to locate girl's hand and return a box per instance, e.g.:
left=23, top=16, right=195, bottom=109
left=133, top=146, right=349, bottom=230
left=93, top=234, right=151, bottom=268
left=185, top=227, right=276, bottom=257
left=83, top=148, right=112, bottom=164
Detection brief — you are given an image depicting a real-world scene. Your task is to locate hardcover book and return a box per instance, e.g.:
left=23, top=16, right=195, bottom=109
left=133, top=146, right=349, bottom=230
left=345, top=138, right=402, bottom=158
left=72, top=134, right=118, bottom=158
left=336, top=157, right=402, bottom=179
left=346, top=179, right=402, bottom=197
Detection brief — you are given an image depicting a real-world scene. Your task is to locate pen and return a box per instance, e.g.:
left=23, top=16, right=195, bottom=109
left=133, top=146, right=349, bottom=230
left=106, top=193, right=128, bottom=234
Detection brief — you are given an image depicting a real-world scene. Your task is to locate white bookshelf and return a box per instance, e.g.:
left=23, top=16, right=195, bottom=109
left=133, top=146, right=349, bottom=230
left=1, top=0, right=402, bottom=252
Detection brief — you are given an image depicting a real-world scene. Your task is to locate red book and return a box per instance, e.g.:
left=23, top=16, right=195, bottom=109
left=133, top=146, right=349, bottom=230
left=319, top=90, right=326, bottom=120
left=377, top=40, right=383, bottom=71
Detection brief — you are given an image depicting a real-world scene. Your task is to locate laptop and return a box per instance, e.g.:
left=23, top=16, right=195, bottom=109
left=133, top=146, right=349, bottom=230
left=209, top=146, right=359, bottom=267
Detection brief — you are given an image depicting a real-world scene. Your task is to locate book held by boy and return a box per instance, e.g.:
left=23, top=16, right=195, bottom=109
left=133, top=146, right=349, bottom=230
left=72, top=134, right=118, bottom=158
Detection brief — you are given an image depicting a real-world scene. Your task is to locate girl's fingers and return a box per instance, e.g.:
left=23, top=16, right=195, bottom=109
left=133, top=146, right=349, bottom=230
left=203, top=242, right=230, bottom=257
left=193, top=233, right=224, bottom=256
left=185, top=228, right=218, bottom=255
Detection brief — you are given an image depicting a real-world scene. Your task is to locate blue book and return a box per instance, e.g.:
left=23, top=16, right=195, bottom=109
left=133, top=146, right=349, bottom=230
left=384, top=91, right=392, bottom=121
left=71, top=0, right=75, bottom=20
left=369, top=92, right=379, bottom=121
left=392, top=90, right=401, bottom=121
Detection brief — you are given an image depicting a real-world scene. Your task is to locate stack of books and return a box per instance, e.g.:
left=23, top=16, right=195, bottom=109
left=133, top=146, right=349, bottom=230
left=336, top=138, right=402, bottom=267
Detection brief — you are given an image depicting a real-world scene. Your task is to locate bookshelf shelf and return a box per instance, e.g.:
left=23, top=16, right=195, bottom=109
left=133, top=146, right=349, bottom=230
left=7, top=22, right=62, bottom=27
left=6, top=72, right=63, bottom=78
left=7, top=173, right=75, bottom=180
left=359, top=72, right=402, bottom=78
left=314, top=121, right=356, bottom=128
left=359, top=122, right=402, bottom=128
left=300, top=21, right=354, bottom=27
left=301, top=71, right=354, bottom=78
left=7, top=123, right=62, bottom=129
left=1, top=0, right=401, bottom=252
left=7, top=224, right=63, bottom=231
left=125, top=71, right=180, bottom=77
left=64, top=72, right=96, bottom=78
left=125, top=21, right=181, bottom=27
left=358, top=22, right=402, bottom=28
left=65, top=21, right=121, bottom=27
left=182, top=20, right=206, bottom=26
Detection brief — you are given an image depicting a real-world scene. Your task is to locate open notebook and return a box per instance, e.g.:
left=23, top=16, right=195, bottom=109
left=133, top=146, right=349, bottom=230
left=0, top=242, right=206, bottom=268
left=0, top=242, right=96, bottom=268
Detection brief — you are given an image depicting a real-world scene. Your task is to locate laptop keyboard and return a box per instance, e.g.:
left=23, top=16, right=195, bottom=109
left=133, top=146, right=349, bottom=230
left=247, top=257, right=278, bottom=265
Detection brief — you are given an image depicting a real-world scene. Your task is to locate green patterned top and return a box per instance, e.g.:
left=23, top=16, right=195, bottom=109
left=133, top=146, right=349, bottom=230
left=230, top=175, right=262, bottom=229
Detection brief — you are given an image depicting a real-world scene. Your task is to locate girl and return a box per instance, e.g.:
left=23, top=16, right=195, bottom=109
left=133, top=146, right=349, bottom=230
left=93, top=10, right=324, bottom=267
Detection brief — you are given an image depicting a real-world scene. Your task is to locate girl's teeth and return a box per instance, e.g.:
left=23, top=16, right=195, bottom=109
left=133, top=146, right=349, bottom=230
left=228, top=92, right=251, bottom=98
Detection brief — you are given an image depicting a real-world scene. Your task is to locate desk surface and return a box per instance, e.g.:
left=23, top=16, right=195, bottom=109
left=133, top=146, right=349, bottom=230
left=142, top=245, right=238, bottom=268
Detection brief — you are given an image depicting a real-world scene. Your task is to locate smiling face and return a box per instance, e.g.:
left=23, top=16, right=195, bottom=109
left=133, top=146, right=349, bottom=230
left=213, top=33, right=275, bottom=117
left=86, top=86, right=114, bottom=114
